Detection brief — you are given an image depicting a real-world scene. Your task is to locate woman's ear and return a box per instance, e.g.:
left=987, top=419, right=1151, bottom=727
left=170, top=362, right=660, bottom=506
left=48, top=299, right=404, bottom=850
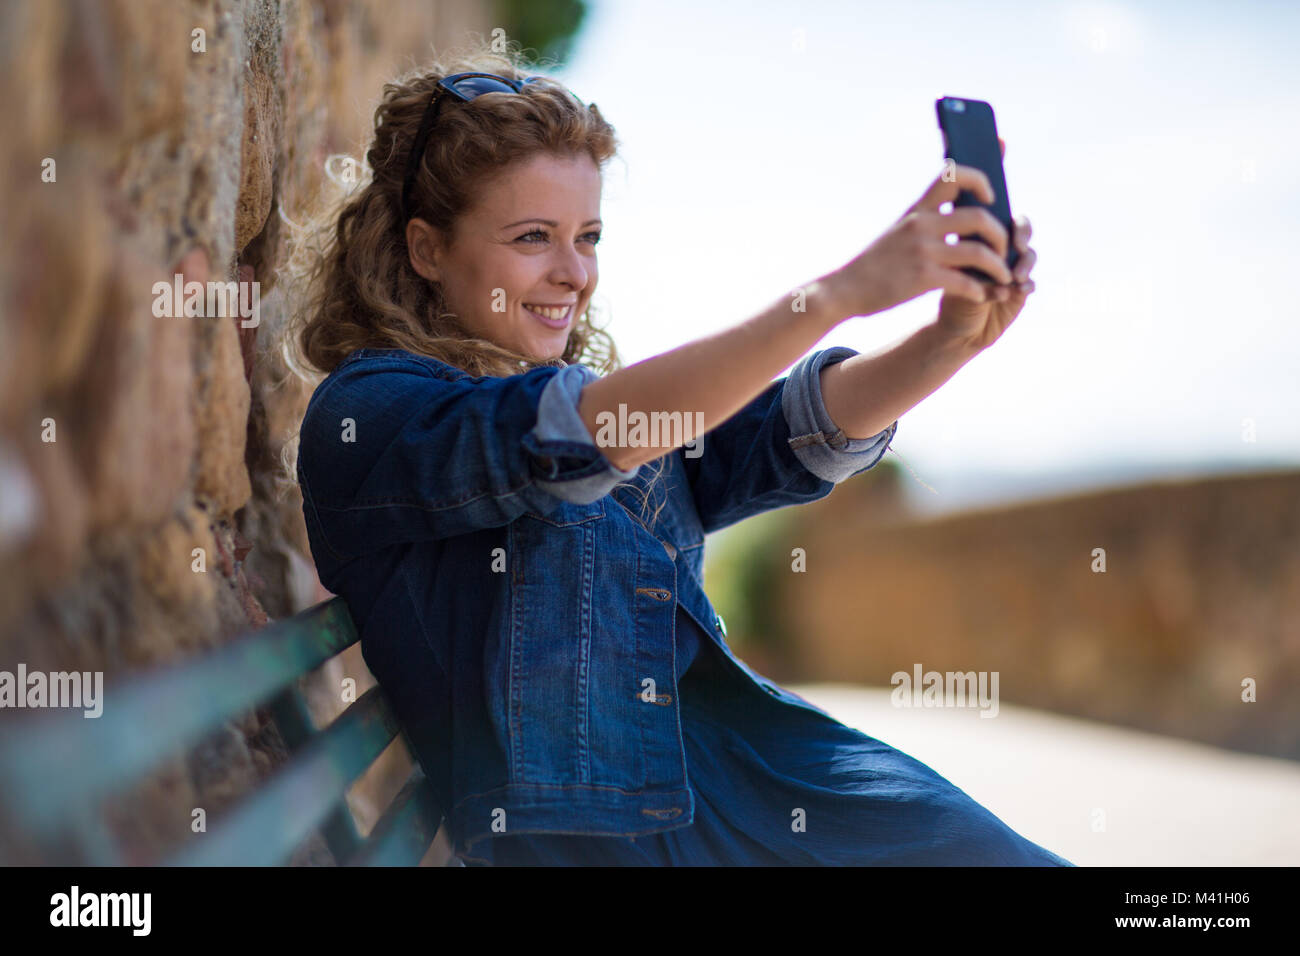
left=406, top=217, right=443, bottom=283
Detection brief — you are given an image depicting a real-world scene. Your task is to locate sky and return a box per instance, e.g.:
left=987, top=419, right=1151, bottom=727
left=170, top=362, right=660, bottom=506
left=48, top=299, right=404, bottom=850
left=552, top=0, right=1299, bottom=514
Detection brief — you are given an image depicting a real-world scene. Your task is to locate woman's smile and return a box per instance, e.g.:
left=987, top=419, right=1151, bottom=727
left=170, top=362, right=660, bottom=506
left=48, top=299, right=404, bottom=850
left=523, top=302, right=574, bottom=329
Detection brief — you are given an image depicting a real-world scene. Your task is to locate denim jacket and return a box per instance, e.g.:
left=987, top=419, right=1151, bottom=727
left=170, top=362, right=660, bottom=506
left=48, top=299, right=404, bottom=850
left=296, top=344, right=897, bottom=860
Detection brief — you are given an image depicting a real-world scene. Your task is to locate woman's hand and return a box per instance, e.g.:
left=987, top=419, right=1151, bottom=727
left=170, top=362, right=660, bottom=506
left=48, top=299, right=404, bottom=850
left=933, top=139, right=1037, bottom=351
left=933, top=212, right=1035, bottom=351
left=820, top=138, right=1032, bottom=329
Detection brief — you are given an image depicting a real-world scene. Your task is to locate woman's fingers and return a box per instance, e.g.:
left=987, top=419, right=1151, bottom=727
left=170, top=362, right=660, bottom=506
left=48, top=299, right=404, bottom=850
left=934, top=239, right=1014, bottom=286
left=1013, top=245, right=1037, bottom=282
left=930, top=206, right=1010, bottom=259
left=928, top=261, right=990, bottom=303
left=1013, top=214, right=1033, bottom=251
left=1011, top=216, right=1035, bottom=288
left=914, top=162, right=995, bottom=214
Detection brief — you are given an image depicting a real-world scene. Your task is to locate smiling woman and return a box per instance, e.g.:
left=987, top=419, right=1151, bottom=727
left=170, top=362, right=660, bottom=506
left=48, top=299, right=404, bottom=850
left=281, top=34, right=1067, bottom=868
left=284, top=46, right=623, bottom=382
left=403, top=152, right=605, bottom=363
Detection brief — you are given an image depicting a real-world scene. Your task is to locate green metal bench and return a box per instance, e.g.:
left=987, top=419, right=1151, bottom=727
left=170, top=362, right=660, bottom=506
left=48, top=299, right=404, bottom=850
left=0, top=596, right=453, bottom=866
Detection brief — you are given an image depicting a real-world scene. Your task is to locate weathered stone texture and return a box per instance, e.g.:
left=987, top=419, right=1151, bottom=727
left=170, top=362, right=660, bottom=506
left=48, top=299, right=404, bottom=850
left=0, top=0, right=488, bottom=865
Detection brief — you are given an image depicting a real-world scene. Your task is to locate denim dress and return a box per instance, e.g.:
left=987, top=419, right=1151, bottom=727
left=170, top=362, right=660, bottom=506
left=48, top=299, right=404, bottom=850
left=481, top=605, right=1074, bottom=866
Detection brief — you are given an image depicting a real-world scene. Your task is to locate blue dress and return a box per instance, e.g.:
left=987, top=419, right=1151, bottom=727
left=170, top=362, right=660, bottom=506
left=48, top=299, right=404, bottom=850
left=480, top=608, right=1074, bottom=866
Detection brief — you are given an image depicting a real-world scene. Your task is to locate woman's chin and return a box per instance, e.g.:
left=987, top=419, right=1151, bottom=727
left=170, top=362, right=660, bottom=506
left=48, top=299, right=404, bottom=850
left=526, top=336, right=569, bottom=363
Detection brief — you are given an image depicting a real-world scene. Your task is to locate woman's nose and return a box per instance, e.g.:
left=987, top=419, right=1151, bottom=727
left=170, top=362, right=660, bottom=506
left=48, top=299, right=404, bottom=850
left=549, top=244, right=590, bottom=290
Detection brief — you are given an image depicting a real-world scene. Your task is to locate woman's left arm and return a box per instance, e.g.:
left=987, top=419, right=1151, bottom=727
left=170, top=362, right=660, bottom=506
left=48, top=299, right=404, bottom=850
left=822, top=208, right=1037, bottom=439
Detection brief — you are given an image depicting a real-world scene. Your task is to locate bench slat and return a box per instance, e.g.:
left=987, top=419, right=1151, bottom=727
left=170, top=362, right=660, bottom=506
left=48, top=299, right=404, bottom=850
left=346, top=766, right=444, bottom=866
left=0, top=598, right=359, bottom=838
left=267, top=684, right=363, bottom=863
left=165, top=684, right=401, bottom=866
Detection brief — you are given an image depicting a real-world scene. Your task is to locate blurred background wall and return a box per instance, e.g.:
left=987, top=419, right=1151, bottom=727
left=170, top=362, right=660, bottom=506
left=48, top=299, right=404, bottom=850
left=707, top=464, right=1300, bottom=762
left=0, top=0, right=587, bottom=865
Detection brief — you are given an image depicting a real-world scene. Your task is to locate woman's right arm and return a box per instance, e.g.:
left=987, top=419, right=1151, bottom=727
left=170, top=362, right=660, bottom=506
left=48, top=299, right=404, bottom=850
left=297, top=164, right=1012, bottom=554
left=576, top=162, right=1012, bottom=473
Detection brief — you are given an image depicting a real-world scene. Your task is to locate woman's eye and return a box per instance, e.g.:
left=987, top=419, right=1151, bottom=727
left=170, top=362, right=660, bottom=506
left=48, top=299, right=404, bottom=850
left=515, top=229, right=602, bottom=246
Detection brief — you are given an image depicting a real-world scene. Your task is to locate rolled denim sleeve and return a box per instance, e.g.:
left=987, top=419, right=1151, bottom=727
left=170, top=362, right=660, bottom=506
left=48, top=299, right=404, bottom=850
left=781, top=346, right=898, bottom=483
left=527, top=364, right=641, bottom=504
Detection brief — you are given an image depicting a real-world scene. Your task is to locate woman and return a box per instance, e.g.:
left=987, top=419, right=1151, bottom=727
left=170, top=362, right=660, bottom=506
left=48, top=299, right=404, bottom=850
left=288, top=40, right=1071, bottom=866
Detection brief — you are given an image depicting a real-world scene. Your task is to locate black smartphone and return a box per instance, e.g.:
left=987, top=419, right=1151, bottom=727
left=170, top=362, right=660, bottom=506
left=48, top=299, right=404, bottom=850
left=935, top=96, right=1019, bottom=283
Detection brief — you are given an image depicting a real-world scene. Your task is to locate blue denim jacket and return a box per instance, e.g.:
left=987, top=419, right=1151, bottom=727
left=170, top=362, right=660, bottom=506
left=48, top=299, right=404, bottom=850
left=296, top=345, right=897, bottom=858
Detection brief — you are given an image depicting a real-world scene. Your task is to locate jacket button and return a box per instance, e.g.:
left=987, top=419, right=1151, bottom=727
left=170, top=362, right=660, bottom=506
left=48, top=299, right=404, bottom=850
left=662, top=540, right=677, bottom=559
left=714, top=613, right=727, bottom=637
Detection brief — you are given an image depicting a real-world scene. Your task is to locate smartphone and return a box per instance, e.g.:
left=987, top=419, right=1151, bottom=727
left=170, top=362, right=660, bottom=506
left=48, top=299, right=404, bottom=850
left=935, top=96, right=1019, bottom=284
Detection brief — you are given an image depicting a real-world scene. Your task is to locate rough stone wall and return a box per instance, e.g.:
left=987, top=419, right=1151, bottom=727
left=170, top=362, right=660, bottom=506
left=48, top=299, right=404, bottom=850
left=0, top=0, right=491, bottom=864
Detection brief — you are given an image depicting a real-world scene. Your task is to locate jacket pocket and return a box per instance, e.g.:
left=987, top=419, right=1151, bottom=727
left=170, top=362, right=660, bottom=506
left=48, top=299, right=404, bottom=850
left=519, top=497, right=606, bottom=528
left=502, top=497, right=610, bottom=786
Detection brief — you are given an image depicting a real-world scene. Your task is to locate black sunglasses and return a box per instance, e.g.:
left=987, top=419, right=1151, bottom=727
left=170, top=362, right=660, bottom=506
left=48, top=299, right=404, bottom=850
left=400, top=72, right=583, bottom=224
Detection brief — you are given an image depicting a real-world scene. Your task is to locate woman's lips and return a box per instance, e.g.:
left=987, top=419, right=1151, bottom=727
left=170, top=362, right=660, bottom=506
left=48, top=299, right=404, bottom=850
left=523, top=303, right=572, bottom=329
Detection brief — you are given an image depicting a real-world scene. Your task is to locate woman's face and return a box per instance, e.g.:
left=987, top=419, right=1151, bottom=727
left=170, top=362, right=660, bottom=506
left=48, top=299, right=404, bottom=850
left=408, top=151, right=603, bottom=363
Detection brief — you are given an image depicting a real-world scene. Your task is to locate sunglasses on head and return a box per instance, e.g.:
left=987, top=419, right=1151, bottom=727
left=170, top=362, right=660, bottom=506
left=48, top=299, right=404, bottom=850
left=400, top=72, right=585, bottom=224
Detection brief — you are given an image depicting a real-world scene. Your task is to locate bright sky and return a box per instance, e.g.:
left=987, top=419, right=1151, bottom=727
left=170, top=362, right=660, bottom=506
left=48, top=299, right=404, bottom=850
left=554, top=0, right=1299, bottom=509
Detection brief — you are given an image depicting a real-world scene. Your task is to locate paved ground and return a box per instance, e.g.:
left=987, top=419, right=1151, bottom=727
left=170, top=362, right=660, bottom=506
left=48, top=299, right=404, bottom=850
left=784, top=684, right=1300, bottom=866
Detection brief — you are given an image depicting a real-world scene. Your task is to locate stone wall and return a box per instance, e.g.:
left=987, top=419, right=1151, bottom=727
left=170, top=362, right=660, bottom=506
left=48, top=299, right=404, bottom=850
left=743, top=468, right=1300, bottom=763
left=0, top=0, right=493, bottom=864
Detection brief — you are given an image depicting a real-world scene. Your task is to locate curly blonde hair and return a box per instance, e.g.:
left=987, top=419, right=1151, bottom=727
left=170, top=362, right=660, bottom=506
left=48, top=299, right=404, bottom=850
left=278, top=36, right=668, bottom=528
